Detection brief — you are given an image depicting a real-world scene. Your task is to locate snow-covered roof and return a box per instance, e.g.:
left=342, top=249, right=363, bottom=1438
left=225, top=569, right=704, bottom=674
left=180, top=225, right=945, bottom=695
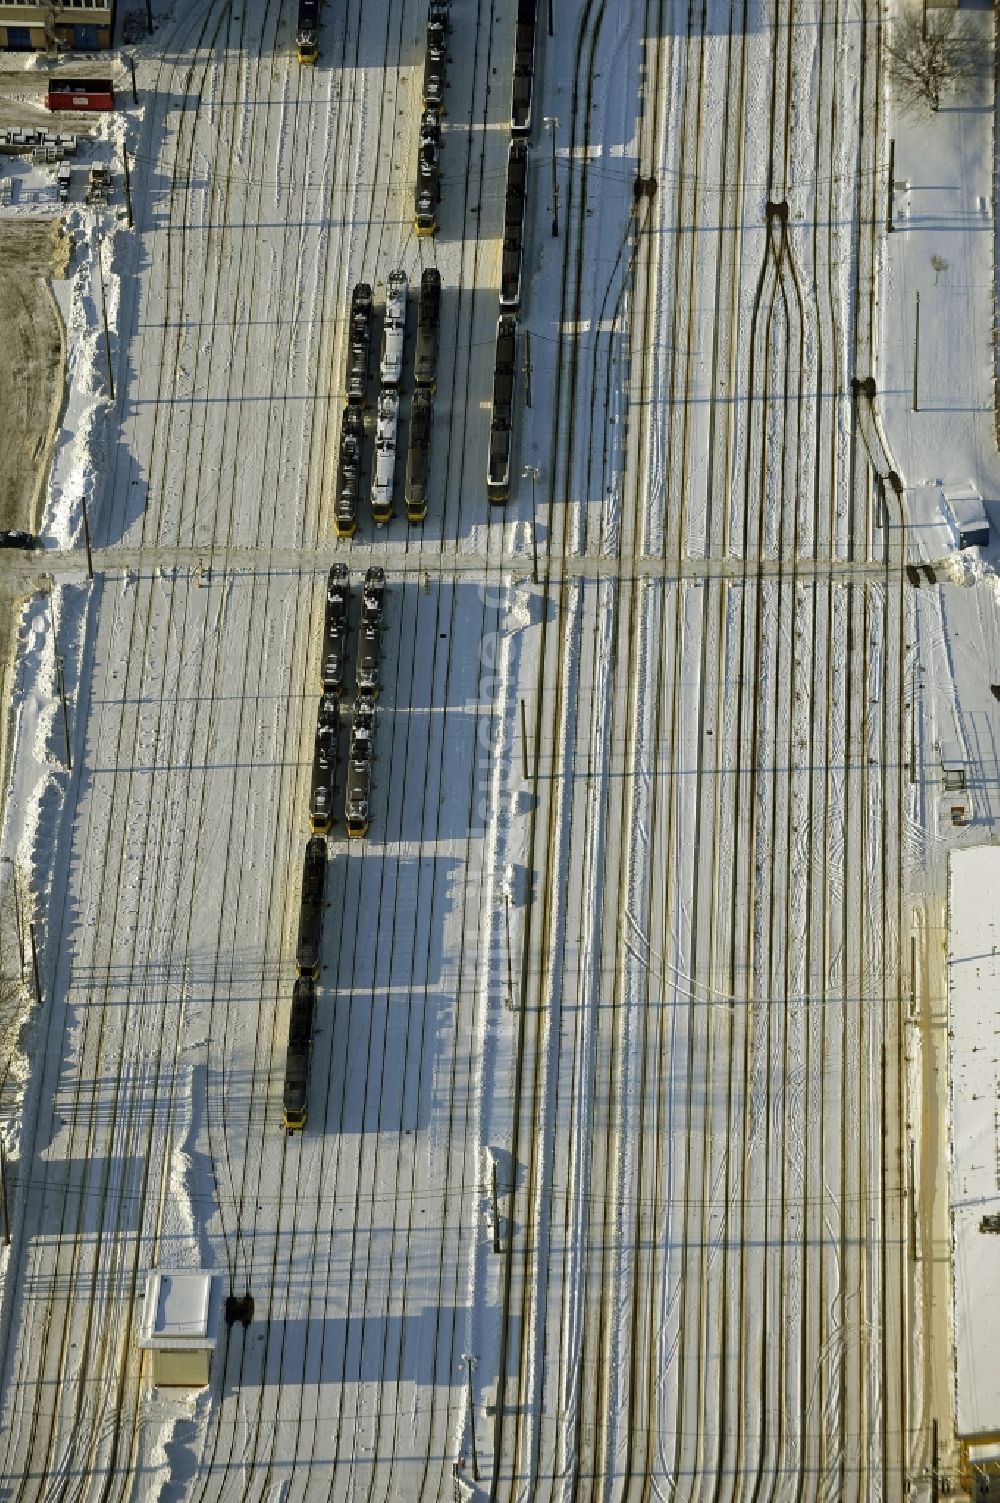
left=949, top=848, right=1000, bottom=1438
left=138, top=1270, right=218, bottom=1352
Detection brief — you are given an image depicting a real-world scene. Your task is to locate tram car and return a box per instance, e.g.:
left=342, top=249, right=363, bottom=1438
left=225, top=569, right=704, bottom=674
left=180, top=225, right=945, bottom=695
left=379, top=271, right=408, bottom=386
left=423, top=6, right=448, bottom=110
left=370, top=389, right=399, bottom=524
left=334, top=424, right=362, bottom=539
left=295, top=836, right=327, bottom=979
left=406, top=388, right=433, bottom=524
left=493, top=315, right=517, bottom=409
left=322, top=562, right=350, bottom=690
left=487, top=316, right=517, bottom=504
left=282, top=977, right=316, bottom=1132
left=414, top=267, right=441, bottom=389
left=356, top=620, right=381, bottom=698
left=500, top=228, right=523, bottom=311
left=511, top=0, right=537, bottom=134
left=318, top=691, right=340, bottom=733
left=346, top=283, right=373, bottom=403
left=505, top=140, right=528, bottom=233
left=296, top=0, right=320, bottom=63
left=345, top=702, right=375, bottom=838
left=363, top=565, right=386, bottom=623
left=414, top=126, right=442, bottom=236
left=309, top=722, right=337, bottom=835
left=487, top=418, right=512, bottom=504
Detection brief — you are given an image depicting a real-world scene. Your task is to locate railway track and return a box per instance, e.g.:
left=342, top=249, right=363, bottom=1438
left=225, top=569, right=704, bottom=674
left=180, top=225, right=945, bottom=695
left=0, top=0, right=914, bottom=1496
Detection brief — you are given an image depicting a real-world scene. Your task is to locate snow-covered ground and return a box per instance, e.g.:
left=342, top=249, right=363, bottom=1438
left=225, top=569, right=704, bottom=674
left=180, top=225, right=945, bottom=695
left=0, top=0, right=993, bottom=1497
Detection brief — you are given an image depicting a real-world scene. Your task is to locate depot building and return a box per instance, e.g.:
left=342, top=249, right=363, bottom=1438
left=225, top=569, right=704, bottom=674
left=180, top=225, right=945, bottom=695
left=0, top=0, right=113, bottom=52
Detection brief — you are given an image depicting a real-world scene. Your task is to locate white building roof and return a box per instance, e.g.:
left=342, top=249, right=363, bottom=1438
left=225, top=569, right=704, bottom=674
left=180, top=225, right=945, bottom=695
left=138, top=1270, right=218, bottom=1352
left=949, top=847, right=1000, bottom=1438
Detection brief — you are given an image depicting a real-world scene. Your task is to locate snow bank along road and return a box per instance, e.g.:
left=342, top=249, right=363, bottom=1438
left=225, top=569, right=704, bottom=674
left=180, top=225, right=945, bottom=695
left=0, top=0, right=911, bottom=1498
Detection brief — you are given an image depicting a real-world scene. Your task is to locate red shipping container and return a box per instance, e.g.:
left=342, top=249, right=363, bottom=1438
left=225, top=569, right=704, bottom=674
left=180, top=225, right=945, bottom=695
left=47, top=79, right=115, bottom=112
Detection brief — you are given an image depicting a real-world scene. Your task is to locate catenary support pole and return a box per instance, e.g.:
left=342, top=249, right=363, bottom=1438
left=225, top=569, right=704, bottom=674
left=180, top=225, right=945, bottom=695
left=887, top=138, right=895, bottom=233
left=98, top=244, right=114, bottom=402
left=0, top=1139, right=9, bottom=1247
left=81, top=495, right=93, bottom=580
left=912, top=291, right=920, bottom=412
left=491, top=1160, right=500, bottom=1253
left=29, top=922, right=41, bottom=1008
left=520, top=699, right=529, bottom=783
left=122, top=143, right=133, bottom=229
left=55, top=657, right=71, bottom=771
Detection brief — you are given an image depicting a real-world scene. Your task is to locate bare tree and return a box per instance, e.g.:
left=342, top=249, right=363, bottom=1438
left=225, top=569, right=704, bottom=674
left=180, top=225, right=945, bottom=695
left=885, top=5, right=982, bottom=114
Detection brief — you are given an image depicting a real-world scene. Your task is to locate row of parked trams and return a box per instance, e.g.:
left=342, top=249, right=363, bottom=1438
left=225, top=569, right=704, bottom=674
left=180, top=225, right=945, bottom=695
left=280, top=0, right=540, bottom=1128
left=490, top=0, right=536, bottom=500
left=333, top=269, right=440, bottom=535
left=282, top=564, right=386, bottom=1131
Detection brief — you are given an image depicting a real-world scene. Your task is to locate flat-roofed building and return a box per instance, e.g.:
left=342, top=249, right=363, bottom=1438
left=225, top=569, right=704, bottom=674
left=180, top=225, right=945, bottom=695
left=0, top=1, right=113, bottom=53
left=138, top=1269, right=219, bottom=1388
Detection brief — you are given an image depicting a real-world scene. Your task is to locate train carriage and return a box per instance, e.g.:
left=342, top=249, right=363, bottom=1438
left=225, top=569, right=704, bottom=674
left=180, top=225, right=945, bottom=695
left=346, top=283, right=373, bottom=403
left=488, top=316, right=517, bottom=504
left=345, top=703, right=375, bottom=838
left=505, top=141, right=528, bottom=232
left=309, top=723, right=337, bottom=834
left=282, top=977, right=316, bottom=1132
left=370, top=388, right=399, bottom=524
left=423, top=14, right=447, bottom=110
left=414, top=267, right=442, bottom=389
left=295, top=836, right=327, bottom=979
left=296, top=0, right=320, bottom=63
left=334, top=428, right=361, bottom=539
left=414, top=133, right=441, bottom=236
left=511, top=0, right=537, bottom=134
left=379, top=271, right=408, bottom=386
left=406, top=388, right=433, bottom=523
left=500, top=228, right=523, bottom=311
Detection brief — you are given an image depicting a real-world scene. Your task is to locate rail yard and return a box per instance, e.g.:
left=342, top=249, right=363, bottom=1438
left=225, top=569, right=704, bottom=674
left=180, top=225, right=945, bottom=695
left=0, top=0, right=995, bottom=1497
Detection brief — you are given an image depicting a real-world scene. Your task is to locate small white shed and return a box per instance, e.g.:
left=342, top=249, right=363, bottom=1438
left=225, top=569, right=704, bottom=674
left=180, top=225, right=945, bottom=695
left=138, top=1269, right=219, bottom=1387
left=943, top=481, right=990, bottom=549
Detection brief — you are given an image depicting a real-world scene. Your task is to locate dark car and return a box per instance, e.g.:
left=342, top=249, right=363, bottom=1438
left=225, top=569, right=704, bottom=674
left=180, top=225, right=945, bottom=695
left=0, top=530, right=35, bottom=550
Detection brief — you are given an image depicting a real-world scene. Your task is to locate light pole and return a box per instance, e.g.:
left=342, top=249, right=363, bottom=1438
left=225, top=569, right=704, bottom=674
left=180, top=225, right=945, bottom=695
left=55, top=656, right=71, bottom=771
left=522, top=465, right=540, bottom=582
left=543, top=117, right=559, bottom=237
left=462, top=1352, right=479, bottom=1482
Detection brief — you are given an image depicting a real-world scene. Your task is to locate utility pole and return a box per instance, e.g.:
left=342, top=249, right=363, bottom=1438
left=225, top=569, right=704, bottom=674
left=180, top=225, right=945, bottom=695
left=462, top=1353, right=479, bottom=1482
left=913, top=291, right=920, bottom=412
left=887, top=138, right=895, bottom=234
left=491, top=1158, right=500, bottom=1253
left=504, top=891, right=514, bottom=1011
left=523, top=328, right=532, bottom=408
left=523, top=465, right=540, bottom=583
left=0, top=1139, right=9, bottom=1247
left=128, top=54, right=138, bottom=105
left=55, top=656, right=71, bottom=771
left=29, top=922, right=41, bottom=1008
left=122, top=142, right=133, bottom=229
left=81, top=495, right=93, bottom=580
left=98, top=241, right=114, bottom=401
left=544, top=117, right=559, bottom=237
left=519, top=699, right=529, bottom=783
